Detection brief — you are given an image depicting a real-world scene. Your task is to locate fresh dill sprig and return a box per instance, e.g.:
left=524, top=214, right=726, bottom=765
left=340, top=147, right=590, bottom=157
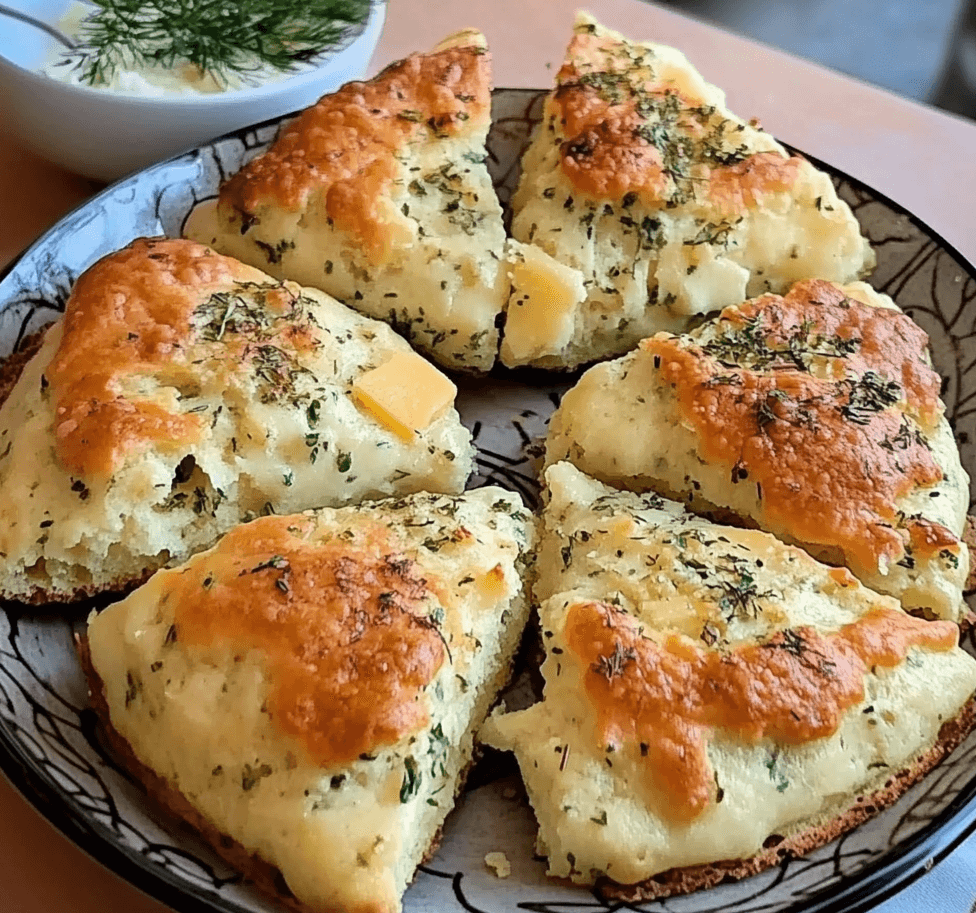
left=66, top=0, right=372, bottom=88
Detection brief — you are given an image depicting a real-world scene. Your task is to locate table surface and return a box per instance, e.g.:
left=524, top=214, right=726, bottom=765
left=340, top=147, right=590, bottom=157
left=1, top=1, right=975, bottom=912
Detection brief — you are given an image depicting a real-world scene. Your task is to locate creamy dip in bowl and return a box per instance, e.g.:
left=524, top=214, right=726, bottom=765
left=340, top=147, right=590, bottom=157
left=0, top=0, right=386, bottom=180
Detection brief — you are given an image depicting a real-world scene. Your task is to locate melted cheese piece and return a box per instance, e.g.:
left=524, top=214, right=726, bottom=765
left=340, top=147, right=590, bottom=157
left=501, top=242, right=585, bottom=364
left=0, top=238, right=475, bottom=602
left=545, top=280, right=970, bottom=620
left=654, top=243, right=751, bottom=316
left=501, top=13, right=874, bottom=368
left=483, top=463, right=976, bottom=887
left=352, top=352, right=457, bottom=441
left=195, top=31, right=509, bottom=374
left=87, top=487, right=534, bottom=913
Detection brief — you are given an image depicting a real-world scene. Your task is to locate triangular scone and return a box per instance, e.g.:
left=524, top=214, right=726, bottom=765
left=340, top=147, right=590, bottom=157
left=500, top=13, right=874, bottom=369
left=0, top=238, right=474, bottom=603
left=545, top=279, right=970, bottom=620
left=188, top=31, right=508, bottom=374
left=83, top=488, right=534, bottom=913
left=483, top=462, right=976, bottom=899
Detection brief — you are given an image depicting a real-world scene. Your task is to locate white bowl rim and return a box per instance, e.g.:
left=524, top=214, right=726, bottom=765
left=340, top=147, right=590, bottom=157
left=0, top=0, right=385, bottom=108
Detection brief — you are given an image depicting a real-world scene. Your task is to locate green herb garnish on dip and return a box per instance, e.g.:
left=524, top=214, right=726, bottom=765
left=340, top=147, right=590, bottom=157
left=47, top=0, right=372, bottom=93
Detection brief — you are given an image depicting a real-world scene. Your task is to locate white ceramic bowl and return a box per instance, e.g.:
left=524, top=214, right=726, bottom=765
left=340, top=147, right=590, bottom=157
left=0, top=0, right=386, bottom=182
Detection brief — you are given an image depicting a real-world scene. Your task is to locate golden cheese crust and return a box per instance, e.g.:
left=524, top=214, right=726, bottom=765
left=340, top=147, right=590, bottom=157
left=49, top=237, right=309, bottom=476
left=500, top=13, right=874, bottom=369
left=545, top=279, right=970, bottom=620
left=483, top=462, right=976, bottom=895
left=194, top=31, right=509, bottom=373
left=0, top=238, right=474, bottom=603
left=566, top=599, right=957, bottom=822
left=551, top=31, right=802, bottom=207
left=166, top=515, right=447, bottom=764
left=221, top=40, right=492, bottom=262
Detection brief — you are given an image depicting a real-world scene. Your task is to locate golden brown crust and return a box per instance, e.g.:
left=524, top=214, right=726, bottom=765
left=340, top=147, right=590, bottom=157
left=644, top=280, right=951, bottom=577
left=732, top=280, right=942, bottom=423
left=551, top=27, right=803, bottom=209
left=964, top=515, right=976, bottom=592
left=162, top=516, right=446, bottom=764
left=5, top=566, right=158, bottom=607
left=0, top=329, right=45, bottom=410
left=219, top=39, right=491, bottom=262
left=594, top=694, right=976, bottom=902
left=50, top=237, right=299, bottom=478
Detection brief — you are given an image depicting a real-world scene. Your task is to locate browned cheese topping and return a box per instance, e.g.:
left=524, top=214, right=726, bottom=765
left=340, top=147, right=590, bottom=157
left=645, top=280, right=953, bottom=573
left=732, top=281, right=943, bottom=426
left=565, top=600, right=958, bottom=822
left=47, top=238, right=321, bottom=478
left=219, top=43, right=491, bottom=261
left=551, top=27, right=801, bottom=208
left=906, top=517, right=962, bottom=557
left=163, top=515, right=445, bottom=764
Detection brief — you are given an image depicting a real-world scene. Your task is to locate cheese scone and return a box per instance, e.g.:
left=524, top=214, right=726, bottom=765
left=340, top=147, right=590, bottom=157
left=189, top=30, right=509, bottom=373
left=483, top=462, right=976, bottom=898
left=545, top=279, right=969, bottom=621
left=0, top=238, right=474, bottom=603
left=83, top=487, right=534, bottom=913
left=500, top=13, right=874, bottom=369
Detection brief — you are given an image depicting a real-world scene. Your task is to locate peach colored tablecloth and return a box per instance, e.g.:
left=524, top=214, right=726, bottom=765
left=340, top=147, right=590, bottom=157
left=1, top=2, right=975, bottom=912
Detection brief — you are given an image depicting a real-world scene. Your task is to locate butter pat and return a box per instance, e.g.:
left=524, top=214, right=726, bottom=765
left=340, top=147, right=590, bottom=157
left=501, top=243, right=584, bottom=365
left=353, top=352, right=457, bottom=440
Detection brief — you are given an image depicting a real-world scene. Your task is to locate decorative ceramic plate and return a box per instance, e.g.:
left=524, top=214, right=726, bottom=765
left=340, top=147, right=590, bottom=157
left=1, top=88, right=975, bottom=913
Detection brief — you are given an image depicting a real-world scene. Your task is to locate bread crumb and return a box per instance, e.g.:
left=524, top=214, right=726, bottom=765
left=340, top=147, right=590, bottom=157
left=484, top=851, right=511, bottom=878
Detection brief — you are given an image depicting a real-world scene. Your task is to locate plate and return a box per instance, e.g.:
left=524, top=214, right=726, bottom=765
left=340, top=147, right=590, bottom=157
left=1, top=88, right=976, bottom=913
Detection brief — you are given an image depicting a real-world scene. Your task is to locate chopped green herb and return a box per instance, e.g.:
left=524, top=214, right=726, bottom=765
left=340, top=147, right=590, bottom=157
left=591, top=642, right=636, bottom=680
left=399, top=756, right=421, bottom=803
left=241, top=761, right=274, bottom=791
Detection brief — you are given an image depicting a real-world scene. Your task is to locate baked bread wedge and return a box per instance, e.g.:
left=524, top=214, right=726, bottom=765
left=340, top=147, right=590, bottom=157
left=188, top=30, right=509, bottom=374
left=82, top=486, right=534, bottom=913
left=545, top=279, right=970, bottom=621
left=0, top=237, right=474, bottom=603
left=500, top=13, right=874, bottom=369
left=482, top=462, right=976, bottom=899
